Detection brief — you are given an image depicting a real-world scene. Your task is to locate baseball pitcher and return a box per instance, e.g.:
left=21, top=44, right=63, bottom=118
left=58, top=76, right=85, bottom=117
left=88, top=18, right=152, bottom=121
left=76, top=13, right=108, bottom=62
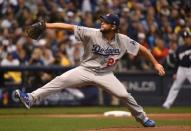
left=16, top=14, right=165, bottom=127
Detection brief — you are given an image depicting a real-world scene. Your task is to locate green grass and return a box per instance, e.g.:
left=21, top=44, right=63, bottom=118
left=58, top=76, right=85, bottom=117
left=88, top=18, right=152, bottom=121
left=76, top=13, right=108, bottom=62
left=0, top=106, right=191, bottom=131
left=1, top=106, right=129, bottom=115
left=1, top=106, right=191, bottom=115
left=0, top=117, right=138, bottom=131
left=144, top=106, right=191, bottom=113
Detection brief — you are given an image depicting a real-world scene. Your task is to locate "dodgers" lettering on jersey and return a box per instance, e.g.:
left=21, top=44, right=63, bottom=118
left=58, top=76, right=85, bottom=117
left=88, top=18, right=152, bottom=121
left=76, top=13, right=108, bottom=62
left=92, top=44, right=120, bottom=57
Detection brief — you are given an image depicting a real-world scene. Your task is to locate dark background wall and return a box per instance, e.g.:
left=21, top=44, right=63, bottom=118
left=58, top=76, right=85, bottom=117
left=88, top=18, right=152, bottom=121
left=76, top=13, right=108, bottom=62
left=0, top=66, right=190, bottom=107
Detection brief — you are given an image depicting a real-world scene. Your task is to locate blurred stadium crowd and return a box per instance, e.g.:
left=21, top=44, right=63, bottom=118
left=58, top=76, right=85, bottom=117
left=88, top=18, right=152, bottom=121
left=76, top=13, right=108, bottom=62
left=0, top=0, right=191, bottom=73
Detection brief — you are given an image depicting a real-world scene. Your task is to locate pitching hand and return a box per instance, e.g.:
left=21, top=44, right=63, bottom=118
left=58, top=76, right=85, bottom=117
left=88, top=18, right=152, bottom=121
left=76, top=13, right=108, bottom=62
left=154, top=63, right=165, bottom=76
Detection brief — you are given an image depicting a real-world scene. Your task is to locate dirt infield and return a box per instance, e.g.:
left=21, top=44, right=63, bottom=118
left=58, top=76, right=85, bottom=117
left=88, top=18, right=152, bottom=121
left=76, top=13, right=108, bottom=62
left=87, top=126, right=191, bottom=131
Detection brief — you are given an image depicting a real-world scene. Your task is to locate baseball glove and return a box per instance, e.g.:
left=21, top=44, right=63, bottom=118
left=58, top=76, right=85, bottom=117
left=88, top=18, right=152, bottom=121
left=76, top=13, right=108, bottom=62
left=25, top=21, right=46, bottom=40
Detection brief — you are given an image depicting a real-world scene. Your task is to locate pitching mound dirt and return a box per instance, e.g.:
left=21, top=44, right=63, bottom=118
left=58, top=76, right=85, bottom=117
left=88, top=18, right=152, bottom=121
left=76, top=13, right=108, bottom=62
left=87, top=126, right=191, bottom=131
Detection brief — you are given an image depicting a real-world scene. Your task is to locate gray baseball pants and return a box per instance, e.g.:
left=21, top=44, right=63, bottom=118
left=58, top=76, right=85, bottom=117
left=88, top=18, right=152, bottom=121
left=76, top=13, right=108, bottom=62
left=31, top=66, right=147, bottom=122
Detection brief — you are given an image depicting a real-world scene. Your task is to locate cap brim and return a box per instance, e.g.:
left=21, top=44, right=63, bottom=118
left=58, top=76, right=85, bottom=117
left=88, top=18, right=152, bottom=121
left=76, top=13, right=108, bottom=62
left=100, top=16, right=111, bottom=24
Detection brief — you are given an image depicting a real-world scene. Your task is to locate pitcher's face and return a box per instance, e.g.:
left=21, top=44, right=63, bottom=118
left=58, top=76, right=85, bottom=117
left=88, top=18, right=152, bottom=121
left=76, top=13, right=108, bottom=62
left=100, top=20, right=113, bottom=33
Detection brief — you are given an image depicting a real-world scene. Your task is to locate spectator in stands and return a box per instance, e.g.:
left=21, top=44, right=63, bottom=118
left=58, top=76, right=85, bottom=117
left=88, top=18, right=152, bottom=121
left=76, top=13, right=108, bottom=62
left=138, top=33, right=149, bottom=49
left=0, top=0, right=190, bottom=73
left=28, top=48, right=52, bottom=90
left=65, top=11, right=80, bottom=25
left=81, top=12, right=95, bottom=28
left=1, top=52, right=19, bottom=66
left=1, top=52, right=21, bottom=83
left=146, top=24, right=158, bottom=48
left=54, top=50, right=71, bottom=67
left=0, top=41, right=6, bottom=63
left=38, top=39, right=55, bottom=65
left=29, top=48, right=44, bottom=66
left=12, top=38, right=29, bottom=65
left=119, top=17, right=129, bottom=35
left=137, top=32, right=151, bottom=70
left=151, top=37, right=169, bottom=64
left=141, top=6, right=158, bottom=33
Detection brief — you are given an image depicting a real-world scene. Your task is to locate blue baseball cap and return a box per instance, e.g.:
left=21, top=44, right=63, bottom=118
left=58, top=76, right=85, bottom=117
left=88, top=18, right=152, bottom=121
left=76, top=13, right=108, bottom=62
left=100, top=13, right=120, bottom=28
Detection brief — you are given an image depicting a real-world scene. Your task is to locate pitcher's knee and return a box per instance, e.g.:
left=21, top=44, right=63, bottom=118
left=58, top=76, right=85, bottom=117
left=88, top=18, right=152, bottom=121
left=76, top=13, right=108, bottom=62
left=47, top=75, right=69, bottom=87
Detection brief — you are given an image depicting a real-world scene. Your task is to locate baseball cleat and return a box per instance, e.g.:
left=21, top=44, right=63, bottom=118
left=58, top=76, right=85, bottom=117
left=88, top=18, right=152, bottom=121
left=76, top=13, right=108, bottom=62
left=15, top=89, right=31, bottom=109
left=142, top=119, right=156, bottom=127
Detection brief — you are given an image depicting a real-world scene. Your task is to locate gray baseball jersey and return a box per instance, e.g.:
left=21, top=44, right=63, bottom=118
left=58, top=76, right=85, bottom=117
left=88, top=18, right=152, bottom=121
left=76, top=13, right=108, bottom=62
left=74, top=26, right=140, bottom=72
left=30, top=25, right=147, bottom=123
